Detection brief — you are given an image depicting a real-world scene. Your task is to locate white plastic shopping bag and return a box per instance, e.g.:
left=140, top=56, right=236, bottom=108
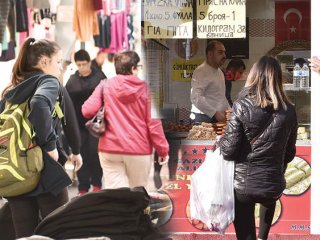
left=190, top=148, right=235, bottom=234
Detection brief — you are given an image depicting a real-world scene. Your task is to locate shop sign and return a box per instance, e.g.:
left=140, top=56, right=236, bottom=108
left=172, top=59, right=202, bottom=82
left=197, top=0, right=246, bottom=38
left=143, top=0, right=193, bottom=38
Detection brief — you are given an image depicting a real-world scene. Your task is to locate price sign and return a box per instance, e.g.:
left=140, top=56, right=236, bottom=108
left=143, top=0, right=193, bottom=39
left=197, top=0, right=246, bottom=38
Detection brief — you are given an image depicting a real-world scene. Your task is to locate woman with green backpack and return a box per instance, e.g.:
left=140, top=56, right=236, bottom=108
left=0, top=38, right=81, bottom=238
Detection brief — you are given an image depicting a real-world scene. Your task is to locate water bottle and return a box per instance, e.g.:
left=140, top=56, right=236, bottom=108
left=293, top=63, right=301, bottom=88
left=300, top=63, right=310, bottom=88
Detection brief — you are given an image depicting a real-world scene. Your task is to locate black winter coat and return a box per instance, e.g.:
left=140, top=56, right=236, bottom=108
left=220, top=88, right=297, bottom=199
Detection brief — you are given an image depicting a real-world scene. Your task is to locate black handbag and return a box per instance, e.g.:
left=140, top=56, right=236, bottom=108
left=85, top=80, right=106, bottom=138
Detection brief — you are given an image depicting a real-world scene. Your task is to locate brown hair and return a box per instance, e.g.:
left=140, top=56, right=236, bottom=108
left=114, top=51, right=140, bottom=75
left=245, top=55, right=291, bottom=110
left=2, top=38, right=60, bottom=97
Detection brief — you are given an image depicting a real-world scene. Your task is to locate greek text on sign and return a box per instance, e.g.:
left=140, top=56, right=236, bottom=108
left=143, top=0, right=193, bottom=38
left=172, top=59, right=202, bottom=82
left=197, top=0, right=246, bottom=38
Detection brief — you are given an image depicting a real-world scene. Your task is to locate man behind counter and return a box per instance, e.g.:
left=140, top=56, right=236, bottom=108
left=190, top=40, right=229, bottom=124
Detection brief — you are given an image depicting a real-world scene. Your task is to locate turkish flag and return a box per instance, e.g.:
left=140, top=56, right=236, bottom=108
left=275, top=1, right=310, bottom=44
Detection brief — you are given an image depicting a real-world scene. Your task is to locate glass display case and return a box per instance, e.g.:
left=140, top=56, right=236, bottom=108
left=269, top=40, right=311, bottom=145
left=286, top=88, right=311, bottom=145
left=282, top=58, right=311, bottom=145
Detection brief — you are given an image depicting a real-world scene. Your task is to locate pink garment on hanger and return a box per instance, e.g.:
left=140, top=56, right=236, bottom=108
left=109, top=11, right=128, bottom=53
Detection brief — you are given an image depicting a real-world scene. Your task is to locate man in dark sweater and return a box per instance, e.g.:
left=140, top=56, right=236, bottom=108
left=66, top=49, right=106, bottom=195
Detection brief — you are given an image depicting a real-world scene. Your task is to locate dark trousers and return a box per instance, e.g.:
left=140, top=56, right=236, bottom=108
left=7, top=188, right=68, bottom=238
left=77, top=130, right=103, bottom=191
left=234, top=191, right=276, bottom=240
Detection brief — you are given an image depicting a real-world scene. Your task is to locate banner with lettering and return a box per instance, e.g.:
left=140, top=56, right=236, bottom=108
left=143, top=0, right=193, bottom=38
left=197, top=0, right=246, bottom=38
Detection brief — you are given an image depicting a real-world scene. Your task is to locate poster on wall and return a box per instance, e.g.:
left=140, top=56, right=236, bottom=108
left=197, top=0, right=246, bottom=39
left=143, top=0, right=193, bottom=38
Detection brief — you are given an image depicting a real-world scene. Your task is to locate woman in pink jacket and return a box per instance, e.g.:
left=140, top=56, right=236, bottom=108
left=82, top=51, right=169, bottom=189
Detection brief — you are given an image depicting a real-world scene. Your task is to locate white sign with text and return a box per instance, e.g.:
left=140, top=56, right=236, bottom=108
left=143, top=0, right=193, bottom=38
left=197, top=0, right=246, bottom=38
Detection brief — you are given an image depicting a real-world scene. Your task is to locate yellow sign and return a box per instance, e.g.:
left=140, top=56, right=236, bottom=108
left=197, top=0, right=246, bottom=38
left=143, top=0, right=193, bottom=39
left=172, top=59, right=202, bottom=82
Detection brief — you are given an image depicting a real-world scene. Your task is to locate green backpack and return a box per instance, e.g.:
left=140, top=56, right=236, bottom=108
left=0, top=98, right=63, bottom=197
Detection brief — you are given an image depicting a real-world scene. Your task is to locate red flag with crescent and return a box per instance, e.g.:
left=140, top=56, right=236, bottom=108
left=275, top=1, right=310, bottom=44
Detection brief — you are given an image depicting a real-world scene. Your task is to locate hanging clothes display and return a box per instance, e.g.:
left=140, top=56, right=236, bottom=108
left=94, top=13, right=111, bottom=49
left=0, top=41, right=15, bottom=61
left=0, top=0, right=16, bottom=44
left=73, top=0, right=99, bottom=41
left=93, top=0, right=103, bottom=10
left=94, top=0, right=131, bottom=52
left=127, top=14, right=134, bottom=50
left=108, top=10, right=128, bottom=53
left=16, top=0, right=29, bottom=32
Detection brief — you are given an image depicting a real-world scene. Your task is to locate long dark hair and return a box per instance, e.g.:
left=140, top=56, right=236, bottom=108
left=2, top=38, right=60, bottom=97
left=245, top=55, right=291, bottom=110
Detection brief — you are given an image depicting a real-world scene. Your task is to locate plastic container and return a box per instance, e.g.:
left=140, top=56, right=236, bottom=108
left=300, top=63, right=310, bottom=88
left=293, top=63, right=301, bottom=88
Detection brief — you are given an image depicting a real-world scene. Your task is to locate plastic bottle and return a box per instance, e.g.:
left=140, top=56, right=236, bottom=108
left=300, top=63, right=310, bottom=88
left=293, top=63, right=301, bottom=88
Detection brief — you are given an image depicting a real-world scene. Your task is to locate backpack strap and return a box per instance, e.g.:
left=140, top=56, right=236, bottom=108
left=53, top=101, right=64, bottom=119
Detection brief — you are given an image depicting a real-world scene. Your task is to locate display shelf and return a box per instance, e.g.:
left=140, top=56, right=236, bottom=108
left=296, top=139, right=311, bottom=146
left=283, top=84, right=311, bottom=92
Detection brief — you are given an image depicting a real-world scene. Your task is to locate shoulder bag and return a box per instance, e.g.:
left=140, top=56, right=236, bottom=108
left=85, top=80, right=106, bottom=138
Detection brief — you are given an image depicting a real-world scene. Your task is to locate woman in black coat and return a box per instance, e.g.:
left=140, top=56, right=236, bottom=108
left=220, top=56, right=297, bottom=240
